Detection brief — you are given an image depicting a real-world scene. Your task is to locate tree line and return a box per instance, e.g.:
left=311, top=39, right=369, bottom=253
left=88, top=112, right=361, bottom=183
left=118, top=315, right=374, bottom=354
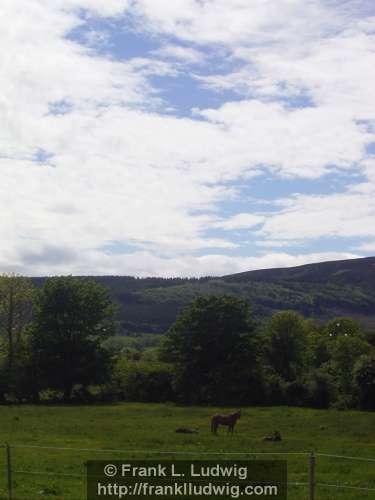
left=1, top=273, right=375, bottom=409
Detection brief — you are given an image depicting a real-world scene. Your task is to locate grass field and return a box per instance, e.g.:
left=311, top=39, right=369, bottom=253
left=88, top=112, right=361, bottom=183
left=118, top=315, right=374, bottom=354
left=0, top=403, right=374, bottom=499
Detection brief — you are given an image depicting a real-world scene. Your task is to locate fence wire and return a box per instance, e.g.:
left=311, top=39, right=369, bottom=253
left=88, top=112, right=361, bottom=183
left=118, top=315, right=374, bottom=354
left=3, top=444, right=375, bottom=499
left=316, top=452, right=375, bottom=462
left=317, top=483, right=375, bottom=492
left=10, top=444, right=310, bottom=455
left=13, top=469, right=84, bottom=478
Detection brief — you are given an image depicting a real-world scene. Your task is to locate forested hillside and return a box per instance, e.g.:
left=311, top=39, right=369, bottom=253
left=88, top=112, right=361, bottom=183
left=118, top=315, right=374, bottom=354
left=33, top=256, right=375, bottom=334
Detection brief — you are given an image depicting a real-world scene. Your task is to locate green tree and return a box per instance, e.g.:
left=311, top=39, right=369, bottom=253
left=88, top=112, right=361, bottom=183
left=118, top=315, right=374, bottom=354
left=306, top=366, right=338, bottom=409
left=161, top=294, right=261, bottom=405
left=263, top=311, right=308, bottom=382
left=323, top=317, right=365, bottom=339
left=354, top=354, right=375, bottom=410
left=30, top=276, right=116, bottom=400
left=308, top=318, right=366, bottom=372
left=109, top=357, right=174, bottom=402
left=0, top=273, right=34, bottom=371
left=327, top=334, right=369, bottom=397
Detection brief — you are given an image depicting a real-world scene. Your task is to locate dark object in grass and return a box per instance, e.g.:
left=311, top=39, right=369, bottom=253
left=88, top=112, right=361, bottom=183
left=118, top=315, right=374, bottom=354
left=39, top=487, right=59, bottom=495
left=175, top=427, right=199, bottom=434
left=262, top=431, right=282, bottom=442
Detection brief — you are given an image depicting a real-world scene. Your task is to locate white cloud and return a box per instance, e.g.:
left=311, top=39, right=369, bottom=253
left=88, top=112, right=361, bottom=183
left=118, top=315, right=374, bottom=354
left=196, top=100, right=371, bottom=177
left=58, top=0, right=131, bottom=17
left=255, top=240, right=302, bottom=248
left=355, top=241, right=375, bottom=254
left=152, top=44, right=205, bottom=64
left=214, top=213, right=265, bottom=230
left=0, top=244, right=359, bottom=278
left=355, top=241, right=375, bottom=252
left=132, top=0, right=345, bottom=46
left=0, top=0, right=374, bottom=276
left=258, top=191, right=375, bottom=241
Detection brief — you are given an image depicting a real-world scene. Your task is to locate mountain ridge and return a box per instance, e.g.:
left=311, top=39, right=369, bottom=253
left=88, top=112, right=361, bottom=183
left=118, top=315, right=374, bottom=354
left=32, top=256, right=375, bottom=333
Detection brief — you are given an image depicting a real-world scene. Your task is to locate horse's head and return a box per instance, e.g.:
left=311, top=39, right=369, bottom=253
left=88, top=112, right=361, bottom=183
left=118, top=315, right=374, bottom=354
left=237, top=409, right=242, bottom=419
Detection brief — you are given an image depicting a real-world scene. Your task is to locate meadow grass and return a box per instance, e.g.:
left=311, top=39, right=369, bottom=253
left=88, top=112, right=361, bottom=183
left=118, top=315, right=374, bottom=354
left=0, top=403, right=374, bottom=499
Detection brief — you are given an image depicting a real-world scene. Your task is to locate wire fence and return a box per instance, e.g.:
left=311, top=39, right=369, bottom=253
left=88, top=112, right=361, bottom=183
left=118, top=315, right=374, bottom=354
left=1, top=444, right=375, bottom=499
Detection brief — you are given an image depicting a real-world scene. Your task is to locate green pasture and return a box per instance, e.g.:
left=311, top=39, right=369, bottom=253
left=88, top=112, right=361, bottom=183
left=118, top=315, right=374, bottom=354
left=0, top=404, right=374, bottom=499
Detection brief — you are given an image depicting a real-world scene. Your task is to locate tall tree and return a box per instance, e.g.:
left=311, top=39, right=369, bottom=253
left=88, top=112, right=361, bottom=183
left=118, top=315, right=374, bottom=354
left=327, top=334, right=369, bottom=396
left=161, top=294, right=261, bottom=405
left=354, top=354, right=375, bottom=410
left=30, top=276, right=116, bottom=400
left=0, top=274, right=34, bottom=371
left=263, top=311, right=308, bottom=382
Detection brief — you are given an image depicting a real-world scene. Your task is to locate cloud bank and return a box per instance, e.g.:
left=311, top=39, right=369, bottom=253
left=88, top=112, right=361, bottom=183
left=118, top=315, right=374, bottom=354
left=1, top=0, right=374, bottom=276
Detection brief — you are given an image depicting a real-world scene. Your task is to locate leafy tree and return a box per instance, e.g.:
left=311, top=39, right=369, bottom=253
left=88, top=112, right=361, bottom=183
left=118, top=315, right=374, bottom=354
left=354, top=354, right=375, bottom=410
left=109, top=357, right=174, bottom=402
left=306, top=367, right=338, bottom=409
left=161, top=294, right=261, bottom=405
left=30, top=276, right=116, bottom=400
left=4, top=335, right=39, bottom=403
left=0, top=274, right=34, bottom=371
left=262, top=311, right=308, bottom=382
left=0, top=352, right=8, bottom=402
left=264, top=373, right=287, bottom=405
left=327, top=334, right=369, bottom=397
left=322, top=317, right=364, bottom=339
left=304, top=320, right=330, bottom=368
left=308, top=317, right=366, bottom=372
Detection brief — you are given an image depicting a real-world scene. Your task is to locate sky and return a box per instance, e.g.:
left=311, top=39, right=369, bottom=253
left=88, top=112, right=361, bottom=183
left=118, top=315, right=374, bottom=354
left=1, top=0, right=375, bottom=277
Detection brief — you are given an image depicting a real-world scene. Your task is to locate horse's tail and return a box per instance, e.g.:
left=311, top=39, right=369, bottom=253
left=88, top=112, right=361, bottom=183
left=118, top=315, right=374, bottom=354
left=211, top=416, right=217, bottom=433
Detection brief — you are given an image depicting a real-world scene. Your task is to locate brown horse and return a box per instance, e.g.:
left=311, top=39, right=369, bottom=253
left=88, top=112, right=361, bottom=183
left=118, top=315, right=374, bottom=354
left=211, top=410, right=241, bottom=435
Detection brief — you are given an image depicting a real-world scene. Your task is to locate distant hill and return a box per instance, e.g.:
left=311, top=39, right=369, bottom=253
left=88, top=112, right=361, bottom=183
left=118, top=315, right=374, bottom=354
left=33, top=256, right=375, bottom=334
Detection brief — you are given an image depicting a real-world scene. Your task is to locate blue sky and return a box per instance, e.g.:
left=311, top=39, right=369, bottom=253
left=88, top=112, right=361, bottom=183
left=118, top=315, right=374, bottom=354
left=1, top=0, right=375, bottom=276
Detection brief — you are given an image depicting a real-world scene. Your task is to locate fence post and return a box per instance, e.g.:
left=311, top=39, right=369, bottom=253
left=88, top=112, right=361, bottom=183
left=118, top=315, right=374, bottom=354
left=5, top=443, right=13, bottom=500
left=308, top=452, right=316, bottom=500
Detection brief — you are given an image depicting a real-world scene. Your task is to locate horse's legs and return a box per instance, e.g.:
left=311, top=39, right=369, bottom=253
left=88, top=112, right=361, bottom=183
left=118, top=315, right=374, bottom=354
left=211, top=420, right=218, bottom=434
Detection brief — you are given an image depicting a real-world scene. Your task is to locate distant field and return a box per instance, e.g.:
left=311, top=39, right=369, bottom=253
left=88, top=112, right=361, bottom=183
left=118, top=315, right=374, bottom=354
left=0, top=404, right=374, bottom=499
